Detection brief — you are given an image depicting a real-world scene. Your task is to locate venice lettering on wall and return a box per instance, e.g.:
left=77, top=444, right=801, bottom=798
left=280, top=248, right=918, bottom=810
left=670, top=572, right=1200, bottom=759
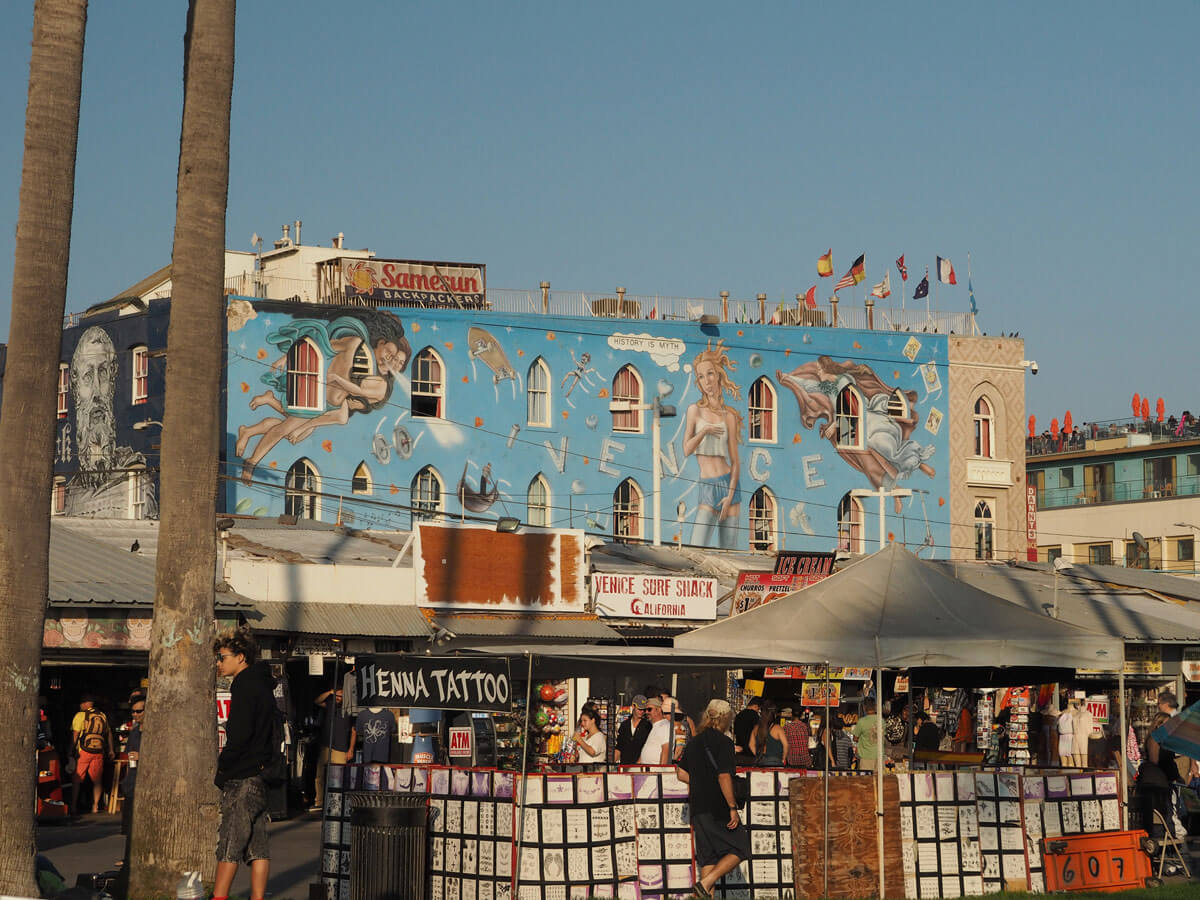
left=357, top=655, right=513, bottom=712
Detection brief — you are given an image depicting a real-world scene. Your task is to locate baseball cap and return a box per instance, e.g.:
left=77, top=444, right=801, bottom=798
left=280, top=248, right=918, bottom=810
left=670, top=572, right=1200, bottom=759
left=661, top=697, right=679, bottom=714
left=631, top=694, right=648, bottom=709
left=643, top=697, right=663, bottom=709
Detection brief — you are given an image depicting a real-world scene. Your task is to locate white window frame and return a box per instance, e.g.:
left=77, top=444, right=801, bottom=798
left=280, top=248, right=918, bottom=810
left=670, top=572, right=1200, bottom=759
left=974, top=396, right=995, bottom=458
left=411, top=466, right=444, bottom=523
left=131, top=345, right=149, bottom=405
left=285, top=458, right=321, bottom=520
left=527, top=358, right=551, bottom=427
left=412, top=348, right=446, bottom=419
left=127, top=467, right=149, bottom=519
left=613, top=478, right=644, bottom=541
left=887, top=389, right=909, bottom=419
left=835, top=386, right=864, bottom=449
left=57, top=364, right=69, bottom=419
left=611, top=365, right=644, bottom=434
left=974, top=499, right=994, bottom=560
left=527, top=473, right=551, bottom=527
left=352, top=461, right=372, bottom=495
left=749, top=486, right=778, bottom=551
left=286, top=338, right=323, bottom=411
left=748, top=377, right=777, bottom=443
left=838, top=493, right=864, bottom=555
left=52, top=477, right=66, bottom=515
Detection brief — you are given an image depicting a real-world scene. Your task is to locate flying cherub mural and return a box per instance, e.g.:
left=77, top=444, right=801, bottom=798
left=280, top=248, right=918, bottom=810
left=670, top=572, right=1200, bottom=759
left=777, top=355, right=935, bottom=506
left=236, top=308, right=411, bottom=482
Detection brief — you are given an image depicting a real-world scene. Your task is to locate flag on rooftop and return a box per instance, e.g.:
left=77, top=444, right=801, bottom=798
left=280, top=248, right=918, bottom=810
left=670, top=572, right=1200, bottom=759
left=803, top=285, right=817, bottom=309
left=870, top=271, right=891, bottom=299
left=913, top=270, right=930, bottom=301
left=895, top=254, right=908, bottom=281
left=817, top=249, right=834, bottom=278
left=834, top=254, right=865, bottom=291
left=937, top=256, right=957, bottom=285
left=968, top=278, right=977, bottom=315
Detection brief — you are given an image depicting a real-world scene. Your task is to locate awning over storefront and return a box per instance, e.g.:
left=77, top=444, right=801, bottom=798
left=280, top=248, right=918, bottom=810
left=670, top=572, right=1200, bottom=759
left=427, top=613, right=622, bottom=643
left=675, top=543, right=1125, bottom=670
left=244, top=601, right=432, bottom=638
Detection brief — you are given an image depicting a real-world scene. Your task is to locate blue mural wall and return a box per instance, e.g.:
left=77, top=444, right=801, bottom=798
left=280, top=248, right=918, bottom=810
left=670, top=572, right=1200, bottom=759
left=223, top=298, right=953, bottom=555
left=50, top=300, right=169, bottom=517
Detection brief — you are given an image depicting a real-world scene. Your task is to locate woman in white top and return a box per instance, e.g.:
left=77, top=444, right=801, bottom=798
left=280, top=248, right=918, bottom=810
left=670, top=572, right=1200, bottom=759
left=575, top=708, right=607, bottom=765
left=683, top=340, right=743, bottom=549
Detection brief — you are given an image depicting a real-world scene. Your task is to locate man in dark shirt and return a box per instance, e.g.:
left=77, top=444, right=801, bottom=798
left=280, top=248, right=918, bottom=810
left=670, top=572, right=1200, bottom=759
left=313, top=687, right=352, bottom=809
left=615, top=695, right=652, bottom=763
left=732, top=697, right=761, bottom=763
left=914, top=711, right=942, bottom=752
left=676, top=698, right=750, bottom=897
left=213, top=628, right=275, bottom=900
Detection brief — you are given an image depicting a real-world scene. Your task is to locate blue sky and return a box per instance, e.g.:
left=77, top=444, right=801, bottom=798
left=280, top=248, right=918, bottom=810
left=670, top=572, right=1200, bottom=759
left=2, top=2, right=1197, bottom=427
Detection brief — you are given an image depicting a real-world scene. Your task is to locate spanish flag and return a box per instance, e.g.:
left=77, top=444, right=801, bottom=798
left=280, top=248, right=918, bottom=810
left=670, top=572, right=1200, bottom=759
left=817, top=249, right=834, bottom=278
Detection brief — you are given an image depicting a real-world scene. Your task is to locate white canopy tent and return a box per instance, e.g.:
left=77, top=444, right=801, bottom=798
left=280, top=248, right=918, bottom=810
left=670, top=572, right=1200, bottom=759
left=675, top=542, right=1126, bottom=898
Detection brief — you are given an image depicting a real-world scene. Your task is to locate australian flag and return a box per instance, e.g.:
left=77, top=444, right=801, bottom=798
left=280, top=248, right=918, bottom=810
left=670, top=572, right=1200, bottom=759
left=913, top=273, right=930, bottom=301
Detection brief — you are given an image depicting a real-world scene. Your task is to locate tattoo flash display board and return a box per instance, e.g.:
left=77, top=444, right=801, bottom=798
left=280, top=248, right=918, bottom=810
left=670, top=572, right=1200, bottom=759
left=1022, top=771, right=1120, bottom=894
left=323, top=765, right=805, bottom=900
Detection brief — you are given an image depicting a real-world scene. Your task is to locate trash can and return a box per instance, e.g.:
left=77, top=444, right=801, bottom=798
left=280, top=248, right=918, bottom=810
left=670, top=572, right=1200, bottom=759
left=348, top=792, right=429, bottom=900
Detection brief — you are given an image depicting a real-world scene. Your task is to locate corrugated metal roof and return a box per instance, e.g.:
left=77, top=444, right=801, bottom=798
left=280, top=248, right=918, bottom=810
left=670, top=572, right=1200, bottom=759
left=1012, top=560, right=1200, bottom=602
left=429, top=613, right=621, bottom=641
left=245, top=602, right=432, bottom=637
left=50, top=523, right=160, bottom=606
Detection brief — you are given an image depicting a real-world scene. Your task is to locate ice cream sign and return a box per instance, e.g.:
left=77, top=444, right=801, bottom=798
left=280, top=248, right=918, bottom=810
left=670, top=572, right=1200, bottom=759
left=592, top=573, right=719, bottom=620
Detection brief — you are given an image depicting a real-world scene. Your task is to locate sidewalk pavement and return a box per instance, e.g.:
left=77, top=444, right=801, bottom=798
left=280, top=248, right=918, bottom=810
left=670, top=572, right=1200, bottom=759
left=37, top=810, right=323, bottom=899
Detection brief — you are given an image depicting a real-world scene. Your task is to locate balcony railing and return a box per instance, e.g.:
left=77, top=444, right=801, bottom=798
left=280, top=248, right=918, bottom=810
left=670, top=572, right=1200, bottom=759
left=1027, top=418, right=1200, bottom=457
left=1036, top=474, right=1200, bottom=509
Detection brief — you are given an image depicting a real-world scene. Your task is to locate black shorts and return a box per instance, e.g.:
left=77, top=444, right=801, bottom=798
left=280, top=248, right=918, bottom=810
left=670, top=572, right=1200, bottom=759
left=691, top=811, right=751, bottom=868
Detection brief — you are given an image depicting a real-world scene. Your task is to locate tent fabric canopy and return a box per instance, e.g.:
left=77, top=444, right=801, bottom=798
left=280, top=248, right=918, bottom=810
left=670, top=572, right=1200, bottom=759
left=675, top=543, right=1124, bottom=670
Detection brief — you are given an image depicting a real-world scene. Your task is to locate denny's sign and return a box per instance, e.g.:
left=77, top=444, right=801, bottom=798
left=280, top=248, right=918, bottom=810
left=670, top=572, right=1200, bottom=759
left=592, top=573, right=718, bottom=620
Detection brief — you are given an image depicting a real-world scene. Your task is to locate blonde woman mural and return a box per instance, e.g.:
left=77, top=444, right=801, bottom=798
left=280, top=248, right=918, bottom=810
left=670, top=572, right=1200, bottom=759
left=683, top=340, right=743, bottom=548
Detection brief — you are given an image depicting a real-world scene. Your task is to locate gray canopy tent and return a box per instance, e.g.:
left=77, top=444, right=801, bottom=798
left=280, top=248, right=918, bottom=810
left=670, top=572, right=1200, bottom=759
left=675, top=542, right=1126, bottom=898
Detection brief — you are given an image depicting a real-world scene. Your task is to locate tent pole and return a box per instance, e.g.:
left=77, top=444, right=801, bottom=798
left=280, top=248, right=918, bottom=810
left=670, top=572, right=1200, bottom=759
left=875, top=660, right=885, bottom=900
left=823, top=660, right=830, bottom=900
left=1118, top=671, right=1127, bottom=829
left=514, top=652, right=534, bottom=895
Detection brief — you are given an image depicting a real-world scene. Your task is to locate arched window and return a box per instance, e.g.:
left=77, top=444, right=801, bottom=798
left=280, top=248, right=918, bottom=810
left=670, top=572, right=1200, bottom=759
left=974, top=397, right=994, bottom=458
left=285, top=458, right=320, bottom=520
left=412, top=348, right=445, bottom=418
left=286, top=338, right=322, bottom=410
left=527, top=358, right=551, bottom=427
left=838, top=493, right=864, bottom=555
left=352, top=461, right=372, bottom=495
left=57, top=364, right=69, bottom=419
left=350, top=343, right=373, bottom=380
left=411, top=466, right=444, bottom=523
left=748, top=377, right=777, bottom=443
left=611, top=365, right=644, bottom=433
left=131, top=345, right=149, bottom=405
left=613, top=478, right=644, bottom=541
left=527, top=474, right=551, bottom=527
left=974, top=500, right=994, bottom=560
left=835, top=386, right=864, bottom=448
left=887, top=389, right=909, bottom=419
left=749, top=486, right=778, bottom=551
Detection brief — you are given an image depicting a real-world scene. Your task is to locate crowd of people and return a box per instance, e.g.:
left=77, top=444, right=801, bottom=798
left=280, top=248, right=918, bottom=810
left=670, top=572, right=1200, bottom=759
left=1027, top=411, right=1200, bottom=457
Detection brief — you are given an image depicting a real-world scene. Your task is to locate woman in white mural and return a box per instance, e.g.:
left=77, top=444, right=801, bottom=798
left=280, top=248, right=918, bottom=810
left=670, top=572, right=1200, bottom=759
left=683, top=340, right=742, bottom=548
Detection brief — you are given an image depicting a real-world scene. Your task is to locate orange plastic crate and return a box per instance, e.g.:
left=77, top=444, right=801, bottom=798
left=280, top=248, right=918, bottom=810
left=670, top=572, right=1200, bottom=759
left=1042, top=829, right=1153, bottom=893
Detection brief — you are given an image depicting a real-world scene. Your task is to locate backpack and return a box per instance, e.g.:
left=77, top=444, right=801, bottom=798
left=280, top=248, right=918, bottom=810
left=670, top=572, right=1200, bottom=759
left=259, top=705, right=288, bottom=787
left=79, top=710, right=107, bottom=754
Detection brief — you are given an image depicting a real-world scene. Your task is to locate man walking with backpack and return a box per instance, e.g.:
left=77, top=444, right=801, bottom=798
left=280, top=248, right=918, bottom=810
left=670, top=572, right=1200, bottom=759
left=213, top=627, right=276, bottom=900
left=70, top=695, right=113, bottom=814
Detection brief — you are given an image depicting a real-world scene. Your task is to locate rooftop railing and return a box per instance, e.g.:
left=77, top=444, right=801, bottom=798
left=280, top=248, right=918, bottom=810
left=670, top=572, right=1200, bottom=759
left=1027, top=418, right=1200, bottom=458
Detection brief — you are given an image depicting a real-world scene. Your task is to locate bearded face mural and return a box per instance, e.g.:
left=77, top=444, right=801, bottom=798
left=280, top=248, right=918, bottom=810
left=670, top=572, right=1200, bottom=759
left=66, top=326, right=156, bottom=517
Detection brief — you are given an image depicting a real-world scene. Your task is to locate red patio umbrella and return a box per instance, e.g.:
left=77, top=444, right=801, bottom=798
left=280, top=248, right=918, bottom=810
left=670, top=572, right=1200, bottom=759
left=1064, top=410, right=1073, bottom=432
left=1028, top=415, right=1036, bottom=438
left=1142, top=397, right=1151, bottom=419
left=1157, top=397, right=1165, bottom=423
left=1133, top=393, right=1141, bottom=417
left=1050, top=418, right=1060, bottom=438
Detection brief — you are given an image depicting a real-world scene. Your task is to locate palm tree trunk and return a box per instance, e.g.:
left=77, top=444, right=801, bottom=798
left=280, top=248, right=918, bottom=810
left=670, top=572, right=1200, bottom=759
left=128, top=1, right=235, bottom=895
left=0, top=1, right=87, bottom=895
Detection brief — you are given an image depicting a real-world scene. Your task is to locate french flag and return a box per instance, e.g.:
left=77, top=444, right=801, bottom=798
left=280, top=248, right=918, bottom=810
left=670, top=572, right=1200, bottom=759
left=936, top=256, right=957, bottom=285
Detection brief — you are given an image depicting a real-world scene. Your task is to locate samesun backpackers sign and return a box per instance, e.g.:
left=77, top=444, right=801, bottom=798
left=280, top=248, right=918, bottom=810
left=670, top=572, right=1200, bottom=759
left=356, top=655, right=512, bottom=712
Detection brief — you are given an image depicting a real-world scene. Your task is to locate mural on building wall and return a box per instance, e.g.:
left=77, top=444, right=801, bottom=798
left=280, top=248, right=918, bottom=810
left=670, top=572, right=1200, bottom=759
left=224, top=299, right=952, bottom=554
left=63, top=325, right=157, bottom=517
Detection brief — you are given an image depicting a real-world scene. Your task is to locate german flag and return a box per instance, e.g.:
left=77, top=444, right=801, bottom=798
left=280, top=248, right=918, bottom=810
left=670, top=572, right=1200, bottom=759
left=835, top=254, right=865, bottom=291
left=817, top=249, right=834, bottom=278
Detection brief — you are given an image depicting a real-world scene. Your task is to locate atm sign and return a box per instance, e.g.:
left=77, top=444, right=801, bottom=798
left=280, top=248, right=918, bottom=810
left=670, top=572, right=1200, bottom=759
left=448, top=726, right=473, bottom=758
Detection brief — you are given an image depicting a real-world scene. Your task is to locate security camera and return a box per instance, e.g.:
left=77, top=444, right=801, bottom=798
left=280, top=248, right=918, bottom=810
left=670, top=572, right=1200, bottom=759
left=1030, top=362, right=1038, bottom=375
left=1020, top=359, right=1039, bottom=375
